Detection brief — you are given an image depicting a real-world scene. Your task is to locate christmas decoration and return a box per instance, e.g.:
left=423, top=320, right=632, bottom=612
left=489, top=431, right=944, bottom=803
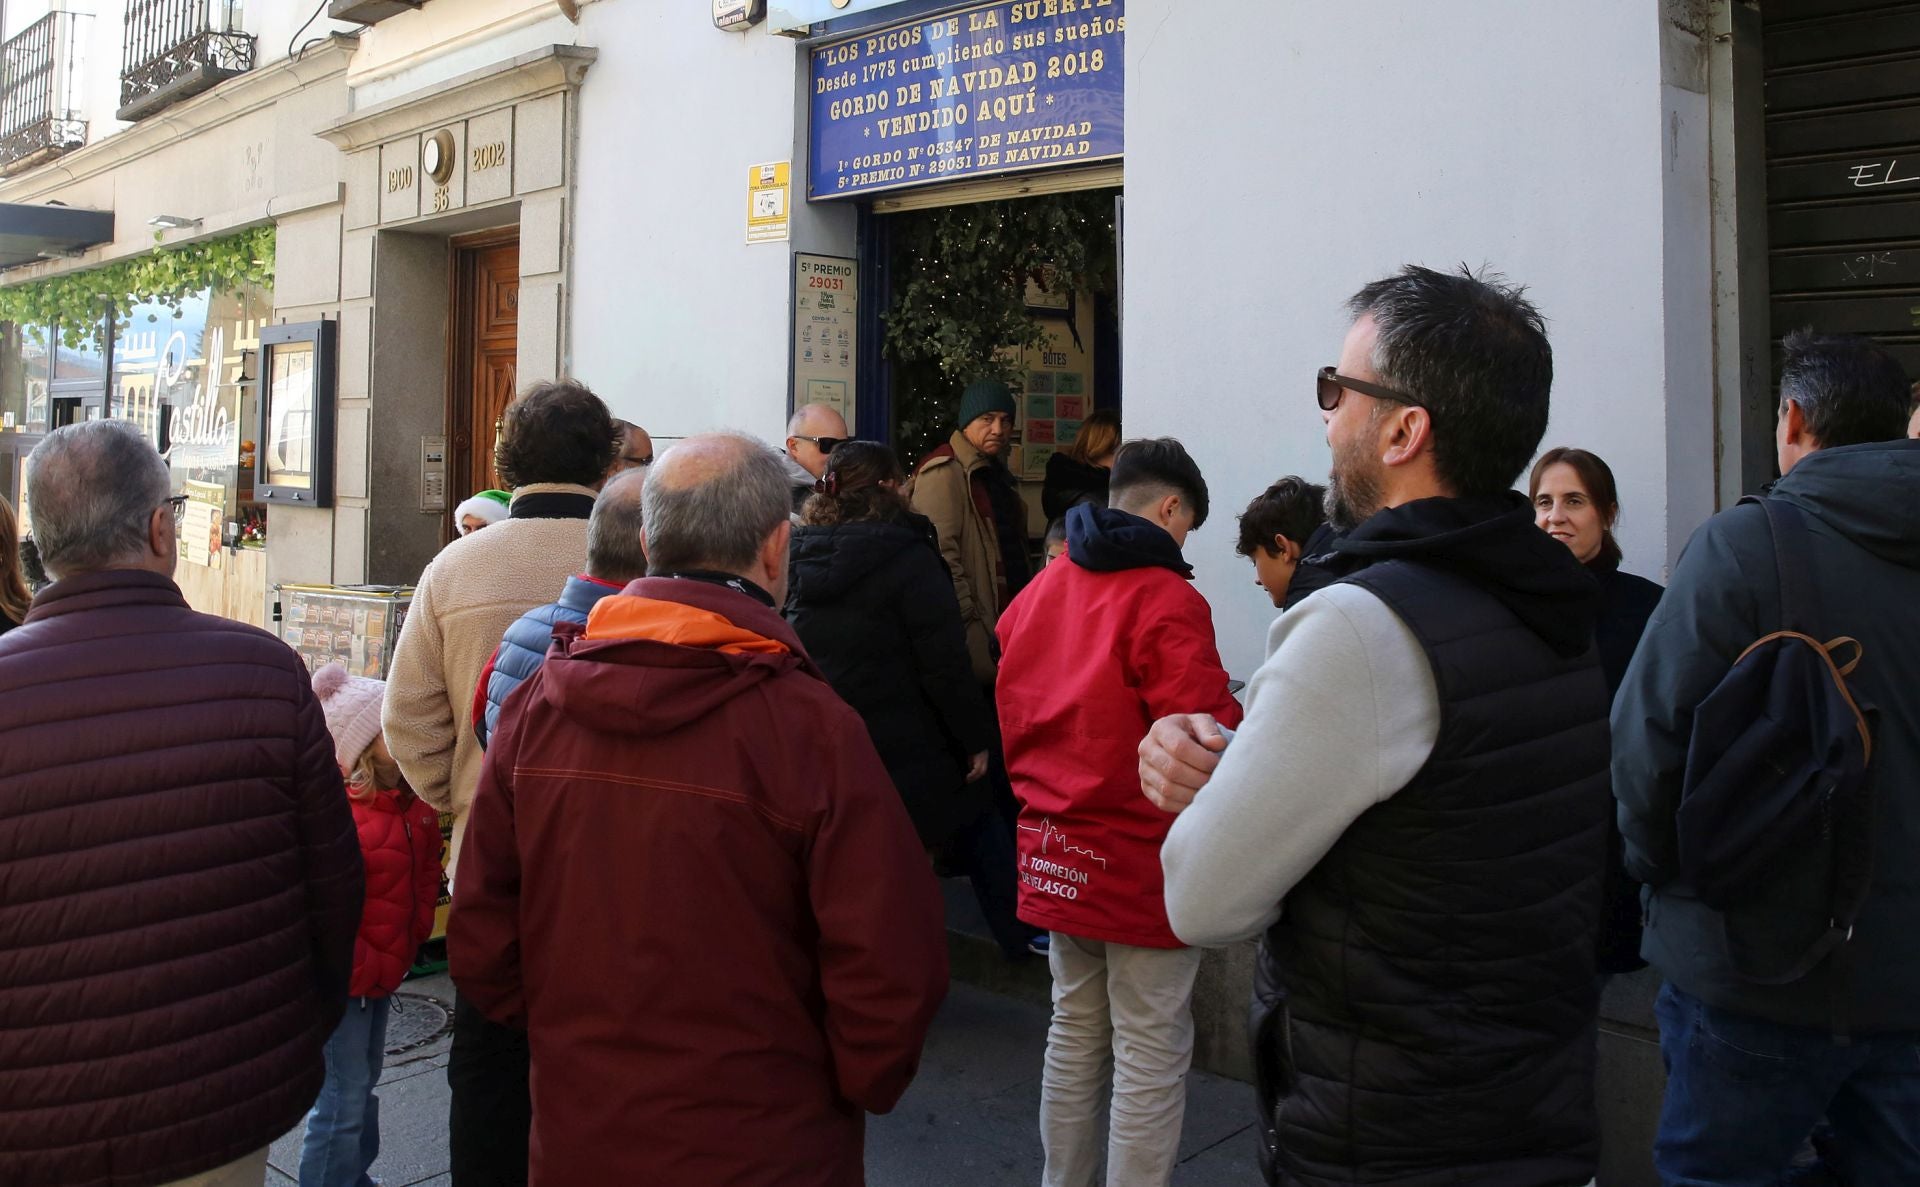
left=884, top=191, right=1115, bottom=463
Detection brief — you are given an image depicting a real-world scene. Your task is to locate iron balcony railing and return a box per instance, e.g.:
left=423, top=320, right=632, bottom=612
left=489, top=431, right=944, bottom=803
left=0, top=11, right=89, bottom=174
left=119, top=0, right=256, bottom=122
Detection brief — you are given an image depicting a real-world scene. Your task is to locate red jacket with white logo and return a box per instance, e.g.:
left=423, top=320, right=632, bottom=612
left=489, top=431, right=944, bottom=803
left=997, top=506, right=1244, bottom=949
left=348, top=782, right=441, bottom=998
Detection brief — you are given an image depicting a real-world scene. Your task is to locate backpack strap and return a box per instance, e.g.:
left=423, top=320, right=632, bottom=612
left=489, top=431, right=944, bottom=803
left=1732, top=498, right=1873, bottom=1040
left=1732, top=921, right=1854, bottom=987
left=1741, top=496, right=1819, bottom=636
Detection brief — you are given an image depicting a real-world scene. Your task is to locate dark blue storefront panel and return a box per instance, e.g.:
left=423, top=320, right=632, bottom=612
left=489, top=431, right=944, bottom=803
left=808, top=0, right=1124, bottom=201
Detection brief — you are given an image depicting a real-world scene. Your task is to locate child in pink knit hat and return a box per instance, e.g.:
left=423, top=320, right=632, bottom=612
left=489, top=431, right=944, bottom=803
left=302, top=663, right=441, bottom=1187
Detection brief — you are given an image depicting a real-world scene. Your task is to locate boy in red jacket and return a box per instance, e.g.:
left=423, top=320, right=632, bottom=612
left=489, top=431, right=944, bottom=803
left=997, top=438, right=1244, bottom=1187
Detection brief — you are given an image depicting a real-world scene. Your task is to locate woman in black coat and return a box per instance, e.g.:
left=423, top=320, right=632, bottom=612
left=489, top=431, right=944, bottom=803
left=1532, top=447, right=1665, bottom=974
left=788, top=442, right=1032, bottom=957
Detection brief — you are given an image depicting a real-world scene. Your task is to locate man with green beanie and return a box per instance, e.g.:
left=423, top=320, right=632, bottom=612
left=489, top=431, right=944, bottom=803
left=908, top=377, right=1032, bottom=684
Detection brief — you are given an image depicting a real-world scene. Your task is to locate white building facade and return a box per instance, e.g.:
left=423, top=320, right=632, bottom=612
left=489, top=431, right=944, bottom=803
left=1, top=3, right=1911, bottom=1181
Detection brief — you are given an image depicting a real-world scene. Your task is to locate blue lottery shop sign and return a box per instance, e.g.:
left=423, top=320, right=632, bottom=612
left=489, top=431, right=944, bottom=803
left=808, top=0, right=1124, bottom=200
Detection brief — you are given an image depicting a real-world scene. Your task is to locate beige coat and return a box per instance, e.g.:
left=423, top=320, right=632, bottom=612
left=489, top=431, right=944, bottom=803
left=907, top=431, right=1024, bottom=683
left=381, top=483, right=595, bottom=878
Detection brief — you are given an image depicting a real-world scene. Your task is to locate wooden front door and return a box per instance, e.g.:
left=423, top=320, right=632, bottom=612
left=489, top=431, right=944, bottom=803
left=449, top=231, right=520, bottom=530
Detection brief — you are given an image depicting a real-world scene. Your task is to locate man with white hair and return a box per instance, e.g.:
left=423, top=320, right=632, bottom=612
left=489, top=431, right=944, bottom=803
left=451, top=432, right=946, bottom=1186
left=783, top=402, right=849, bottom=513
left=0, top=419, right=363, bottom=1187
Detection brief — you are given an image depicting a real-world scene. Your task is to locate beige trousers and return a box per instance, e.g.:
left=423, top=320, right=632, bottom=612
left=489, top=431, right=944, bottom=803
left=1040, top=932, right=1205, bottom=1187
left=155, top=1147, right=270, bottom=1187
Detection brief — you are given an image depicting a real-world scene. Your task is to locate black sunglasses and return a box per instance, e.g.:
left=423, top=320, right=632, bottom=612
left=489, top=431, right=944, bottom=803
left=793, top=435, right=846, bottom=453
left=1316, top=366, right=1424, bottom=412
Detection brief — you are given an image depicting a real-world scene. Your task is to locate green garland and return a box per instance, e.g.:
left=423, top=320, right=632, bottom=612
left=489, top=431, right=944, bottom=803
left=0, top=225, right=276, bottom=350
left=884, top=190, right=1116, bottom=464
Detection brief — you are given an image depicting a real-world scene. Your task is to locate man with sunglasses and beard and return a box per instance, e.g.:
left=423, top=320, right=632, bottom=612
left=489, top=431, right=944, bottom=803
left=1140, top=266, right=1609, bottom=1187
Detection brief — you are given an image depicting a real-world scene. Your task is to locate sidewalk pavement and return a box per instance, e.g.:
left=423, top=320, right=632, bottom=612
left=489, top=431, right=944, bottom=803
left=266, top=973, right=1265, bottom=1186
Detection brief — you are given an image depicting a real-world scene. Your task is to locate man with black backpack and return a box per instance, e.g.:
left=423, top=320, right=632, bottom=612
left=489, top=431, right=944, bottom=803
left=1613, top=330, right=1920, bottom=1185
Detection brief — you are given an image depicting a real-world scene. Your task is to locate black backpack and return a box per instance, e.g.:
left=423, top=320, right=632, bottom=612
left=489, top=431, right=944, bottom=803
left=1676, top=497, right=1876, bottom=986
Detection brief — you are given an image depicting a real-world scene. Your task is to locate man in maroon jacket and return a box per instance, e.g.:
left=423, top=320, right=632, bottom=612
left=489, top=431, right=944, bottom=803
left=997, top=437, right=1244, bottom=1187
left=449, top=431, right=946, bottom=1186
left=0, top=420, right=364, bottom=1187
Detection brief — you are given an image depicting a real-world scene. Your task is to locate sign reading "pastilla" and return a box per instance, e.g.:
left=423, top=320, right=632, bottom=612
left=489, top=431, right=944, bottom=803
left=807, top=0, right=1124, bottom=200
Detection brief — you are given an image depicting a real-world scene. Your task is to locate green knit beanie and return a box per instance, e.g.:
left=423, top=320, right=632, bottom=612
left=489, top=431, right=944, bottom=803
left=957, top=378, right=1016, bottom=429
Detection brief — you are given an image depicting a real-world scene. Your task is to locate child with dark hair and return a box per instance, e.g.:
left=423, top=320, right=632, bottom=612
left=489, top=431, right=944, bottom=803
left=1235, top=476, right=1328, bottom=609
left=1041, top=516, right=1069, bottom=565
left=997, top=436, right=1243, bottom=1183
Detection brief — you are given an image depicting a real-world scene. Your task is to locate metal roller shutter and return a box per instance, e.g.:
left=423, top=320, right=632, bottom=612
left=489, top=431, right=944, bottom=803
left=1764, top=0, right=1920, bottom=381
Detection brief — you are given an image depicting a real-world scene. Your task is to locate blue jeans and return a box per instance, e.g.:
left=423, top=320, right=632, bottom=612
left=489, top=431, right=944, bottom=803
left=298, top=996, right=390, bottom=1187
left=1655, top=983, right=1920, bottom=1186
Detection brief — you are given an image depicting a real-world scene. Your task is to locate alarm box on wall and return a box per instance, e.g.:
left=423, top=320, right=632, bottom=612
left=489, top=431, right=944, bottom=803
left=254, top=320, right=338, bottom=507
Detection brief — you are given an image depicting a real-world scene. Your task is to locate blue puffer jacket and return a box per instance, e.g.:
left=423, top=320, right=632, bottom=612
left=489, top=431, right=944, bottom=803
left=479, top=574, right=624, bottom=748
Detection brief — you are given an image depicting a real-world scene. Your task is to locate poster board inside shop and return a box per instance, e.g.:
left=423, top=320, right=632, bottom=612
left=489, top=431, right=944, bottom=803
left=1009, top=281, right=1095, bottom=487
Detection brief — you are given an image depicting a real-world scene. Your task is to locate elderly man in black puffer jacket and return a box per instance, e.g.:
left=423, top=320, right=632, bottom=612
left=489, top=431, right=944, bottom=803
left=0, top=420, right=362, bottom=1187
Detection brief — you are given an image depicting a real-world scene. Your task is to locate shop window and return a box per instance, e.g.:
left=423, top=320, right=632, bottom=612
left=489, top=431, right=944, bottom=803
left=113, top=283, right=271, bottom=519
left=0, top=321, right=50, bottom=433
left=51, top=314, right=106, bottom=382
left=0, top=282, right=271, bottom=526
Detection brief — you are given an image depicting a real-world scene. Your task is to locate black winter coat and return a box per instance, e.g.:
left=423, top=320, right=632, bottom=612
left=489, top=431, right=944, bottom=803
left=1616, top=440, right=1920, bottom=1032
left=0, top=570, right=364, bottom=1187
left=788, top=518, right=994, bottom=848
left=1041, top=453, right=1110, bottom=523
left=1281, top=523, right=1342, bottom=611
left=1587, top=556, right=1664, bottom=974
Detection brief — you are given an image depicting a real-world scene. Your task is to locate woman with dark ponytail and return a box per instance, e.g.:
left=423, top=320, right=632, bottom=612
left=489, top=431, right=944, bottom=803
left=788, top=441, right=1031, bottom=959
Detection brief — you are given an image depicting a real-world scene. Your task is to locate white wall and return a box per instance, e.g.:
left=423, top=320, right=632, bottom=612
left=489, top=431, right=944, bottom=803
left=344, top=0, right=586, bottom=107
left=568, top=5, right=857, bottom=442
left=1124, top=0, right=1706, bottom=673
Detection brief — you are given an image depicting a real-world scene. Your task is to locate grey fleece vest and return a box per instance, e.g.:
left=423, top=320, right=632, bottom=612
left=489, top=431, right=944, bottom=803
left=1258, top=560, right=1612, bottom=1187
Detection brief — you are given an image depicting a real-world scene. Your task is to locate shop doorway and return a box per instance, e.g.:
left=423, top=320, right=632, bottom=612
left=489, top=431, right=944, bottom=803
left=49, top=386, right=104, bottom=429
left=869, top=188, right=1121, bottom=515
left=447, top=228, right=520, bottom=526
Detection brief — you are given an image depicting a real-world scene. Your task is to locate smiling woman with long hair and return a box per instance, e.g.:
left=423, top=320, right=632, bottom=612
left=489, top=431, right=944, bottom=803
left=1529, top=445, right=1664, bottom=977
left=0, top=496, right=30, bottom=635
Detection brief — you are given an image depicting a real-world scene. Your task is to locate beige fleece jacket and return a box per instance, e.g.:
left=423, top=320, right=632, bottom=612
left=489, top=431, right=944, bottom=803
left=382, top=483, right=595, bottom=879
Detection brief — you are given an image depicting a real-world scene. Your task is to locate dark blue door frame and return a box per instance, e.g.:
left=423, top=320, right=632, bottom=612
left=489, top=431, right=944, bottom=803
left=855, top=204, right=894, bottom=448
